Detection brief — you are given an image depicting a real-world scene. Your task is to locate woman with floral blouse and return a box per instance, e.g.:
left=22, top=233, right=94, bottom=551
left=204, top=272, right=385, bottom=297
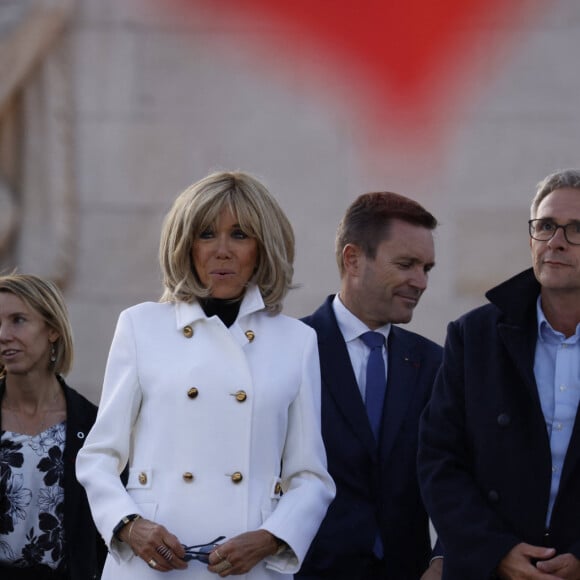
left=0, top=274, right=104, bottom=580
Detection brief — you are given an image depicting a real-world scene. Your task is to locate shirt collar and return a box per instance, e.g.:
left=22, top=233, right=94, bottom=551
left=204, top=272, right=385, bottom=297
left=175, top=284, right=265, bottom=329
left=536, top=295, right=580, bottom=344
left=332, top=294, right=391, bottom=344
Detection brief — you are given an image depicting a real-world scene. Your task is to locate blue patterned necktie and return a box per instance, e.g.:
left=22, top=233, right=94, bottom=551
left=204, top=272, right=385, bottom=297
left=360, top=331, right=386, bottom=440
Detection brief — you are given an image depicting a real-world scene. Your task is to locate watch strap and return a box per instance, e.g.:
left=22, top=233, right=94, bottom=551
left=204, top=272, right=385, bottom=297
left=113, top=513, right=140, bottom=540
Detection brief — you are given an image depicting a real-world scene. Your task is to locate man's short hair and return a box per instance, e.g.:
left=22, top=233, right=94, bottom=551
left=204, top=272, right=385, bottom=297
left=532, top=169, right=580, bottom=218
left=335, top=191, right=437, bottom=276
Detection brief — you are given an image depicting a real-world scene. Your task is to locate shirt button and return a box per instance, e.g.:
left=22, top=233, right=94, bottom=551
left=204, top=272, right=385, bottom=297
left=231, top=472, right=243, bottom=483
left=233, top=390, right=247, bottom=402
left=555, top=423, right=563, bottom=431
left=183, top=326, right=193, bottom=338
left=138, top=472, right=148, bottom=485
left=182, top=472, right=194, bottom=482
left=245, top=330, right=255, bottom=342
left=187, top=387, right=199, bottom=399
left=560, top=385, right=567, bottom=392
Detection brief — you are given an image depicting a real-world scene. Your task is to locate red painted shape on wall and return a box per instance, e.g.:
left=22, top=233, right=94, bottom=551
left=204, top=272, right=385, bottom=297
left=167, top=0, right=538, bottom=142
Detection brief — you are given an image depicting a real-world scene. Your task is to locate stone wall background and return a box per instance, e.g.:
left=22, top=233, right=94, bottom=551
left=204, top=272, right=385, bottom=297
left=2, top=0, right=580, bottom=403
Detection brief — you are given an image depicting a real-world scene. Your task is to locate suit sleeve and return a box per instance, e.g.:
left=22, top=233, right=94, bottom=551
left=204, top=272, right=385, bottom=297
left=259, top=327, right=336, bottom=573
left=417, top=320, right=520, bottom=579
left=76, top=310, right=144, bottom=562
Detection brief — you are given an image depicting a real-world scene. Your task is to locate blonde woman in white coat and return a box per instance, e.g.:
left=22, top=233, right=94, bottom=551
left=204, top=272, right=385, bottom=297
left=76, top=171, right=335, bottom=579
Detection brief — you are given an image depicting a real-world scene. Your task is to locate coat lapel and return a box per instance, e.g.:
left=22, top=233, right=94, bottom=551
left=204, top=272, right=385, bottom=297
left=305, top=297, right=376, bottom=454
left=174, top=285, right=266, bottom=348
left=560, top=409, right=580, bottom=499
left=497, top=320, right=542, bottom=408
left=380, top=327, right=420, bottom=461
left=489, top=268, right=543, bottom=407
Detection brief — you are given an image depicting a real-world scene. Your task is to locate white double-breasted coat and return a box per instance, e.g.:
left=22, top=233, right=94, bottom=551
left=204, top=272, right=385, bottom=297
left=76, top=286, right=335, bottom=579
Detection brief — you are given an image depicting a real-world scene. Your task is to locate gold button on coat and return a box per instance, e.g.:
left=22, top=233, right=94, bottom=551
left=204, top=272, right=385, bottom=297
left=234, top=390, right=247, bottom=402
left=187, top=387, right=199, bottom=399
left=231, top=472, right=243, bottom=483
left=183, top=326, right=193, bottom=338
left=274, top=482, right=282, bottom=495
left=182, top=472, right=194, bottom=482
left=245, top=330, right=255, bottom=342
left=138, top=472, right=147, bottom=485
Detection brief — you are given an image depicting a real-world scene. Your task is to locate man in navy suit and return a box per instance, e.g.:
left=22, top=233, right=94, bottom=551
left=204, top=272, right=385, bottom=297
left=418, top=169, right=580, bottom=579
left=297, top=191, right=443, bottom=579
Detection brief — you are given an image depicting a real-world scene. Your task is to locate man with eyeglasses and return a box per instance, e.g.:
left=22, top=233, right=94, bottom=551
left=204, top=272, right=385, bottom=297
left=418, top=168, right=580, bottom=579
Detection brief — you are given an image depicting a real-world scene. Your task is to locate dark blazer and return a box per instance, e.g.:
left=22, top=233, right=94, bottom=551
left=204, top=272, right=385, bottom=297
left=297, top=296, right=443, bottom=579
left=0, top=376, right=105, bottom=580
left=418, top=268, right=580, bottom=579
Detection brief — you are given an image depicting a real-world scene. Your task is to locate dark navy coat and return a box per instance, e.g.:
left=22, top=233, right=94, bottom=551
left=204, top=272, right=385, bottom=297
left=419, top=268, right=580, bottom=579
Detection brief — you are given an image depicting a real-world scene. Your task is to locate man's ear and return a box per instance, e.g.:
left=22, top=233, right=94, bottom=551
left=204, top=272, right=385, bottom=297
left=342, top=243, right=362, bottom=275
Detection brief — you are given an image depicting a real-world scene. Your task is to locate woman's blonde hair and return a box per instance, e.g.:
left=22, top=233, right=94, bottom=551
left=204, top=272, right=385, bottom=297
left=0, top=273, right=74, bottom=377
left=159, top=171, right=295, bottom=314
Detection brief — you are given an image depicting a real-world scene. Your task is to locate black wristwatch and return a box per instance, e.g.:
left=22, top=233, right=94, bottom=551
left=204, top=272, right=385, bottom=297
left=113, top=514, right=140, bottom=540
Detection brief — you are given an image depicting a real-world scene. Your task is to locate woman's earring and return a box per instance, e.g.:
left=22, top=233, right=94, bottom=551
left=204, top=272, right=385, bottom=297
left=50, top=342, right=57, bottom=364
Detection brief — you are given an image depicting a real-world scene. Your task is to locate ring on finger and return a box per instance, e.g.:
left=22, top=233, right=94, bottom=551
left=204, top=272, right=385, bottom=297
left=148, top=558, right=157, bottom=568
left=156, top=545, right=173, bottom=561
left=214, top=548, right=225, bottom=561
left=214, top=559, right=233, bottom=572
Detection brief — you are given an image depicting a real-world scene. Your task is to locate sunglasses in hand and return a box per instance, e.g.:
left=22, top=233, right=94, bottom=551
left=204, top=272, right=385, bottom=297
left=181, top=536, right=225, bottom=563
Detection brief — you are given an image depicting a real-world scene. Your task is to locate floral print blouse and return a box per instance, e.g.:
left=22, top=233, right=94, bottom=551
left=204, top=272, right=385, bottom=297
left=0, top=422, right=67, bottom=569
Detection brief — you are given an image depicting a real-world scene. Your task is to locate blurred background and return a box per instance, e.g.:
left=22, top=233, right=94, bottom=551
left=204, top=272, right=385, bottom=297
left=1, top=0, right=579, bottom=403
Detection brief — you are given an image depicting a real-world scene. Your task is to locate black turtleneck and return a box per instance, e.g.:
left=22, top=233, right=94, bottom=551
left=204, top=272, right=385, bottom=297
left=199, top=297, right=242, bottom=328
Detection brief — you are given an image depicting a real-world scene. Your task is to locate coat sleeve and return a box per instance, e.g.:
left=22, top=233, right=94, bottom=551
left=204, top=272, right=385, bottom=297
left=258, top=327, right=336, bottom=573
left=75, top=310, right=144, bottom=562
left=417, top=320, right=520, bottom=579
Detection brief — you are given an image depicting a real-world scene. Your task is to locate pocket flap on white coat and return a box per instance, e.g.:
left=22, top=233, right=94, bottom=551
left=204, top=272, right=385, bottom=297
left=127, top=467, right=153, bottom=489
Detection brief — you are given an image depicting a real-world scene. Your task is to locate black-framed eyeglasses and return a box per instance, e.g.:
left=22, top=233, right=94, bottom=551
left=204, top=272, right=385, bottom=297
left=528, top=219, right=580, bottom=245
left=181, top=535, right=225, bottom=562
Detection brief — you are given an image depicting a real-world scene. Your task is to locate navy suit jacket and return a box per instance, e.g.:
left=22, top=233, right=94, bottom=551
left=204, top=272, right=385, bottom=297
left=298, top=296, right=442, bottom=579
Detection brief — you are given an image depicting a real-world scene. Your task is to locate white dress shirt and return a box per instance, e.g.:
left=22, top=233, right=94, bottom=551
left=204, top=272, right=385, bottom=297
left=332, top=294, right=391, bottom=402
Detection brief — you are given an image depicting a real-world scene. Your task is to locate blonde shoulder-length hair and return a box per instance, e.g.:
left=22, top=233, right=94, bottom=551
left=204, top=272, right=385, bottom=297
left=159, top=171, right=295, bottom=314
left=0, top=273, right=74, bottom=377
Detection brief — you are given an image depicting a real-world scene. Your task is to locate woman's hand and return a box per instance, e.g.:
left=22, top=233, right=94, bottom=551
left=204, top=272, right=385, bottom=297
left=207, top=530, right=280, bottom=577
left=118, top=517, right=187, bottom=572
